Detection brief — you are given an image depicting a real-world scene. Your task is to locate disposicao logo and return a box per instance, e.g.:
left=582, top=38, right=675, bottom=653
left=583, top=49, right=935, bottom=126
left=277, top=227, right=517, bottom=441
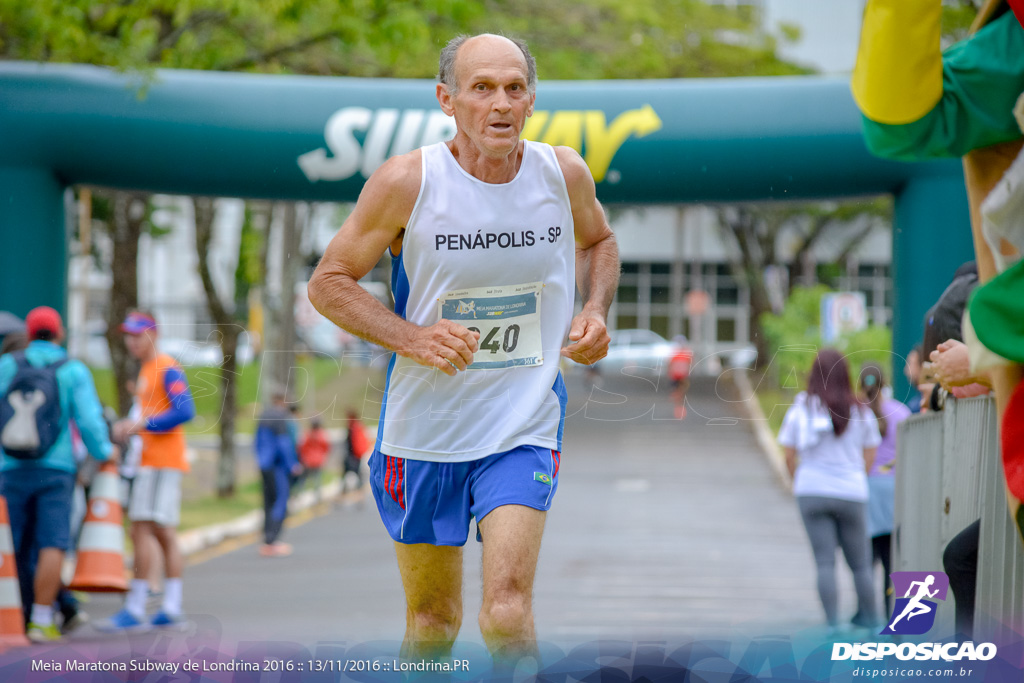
left=881, top=571, right=949, bottom=635
left=831, top=570, right=998, bottom=663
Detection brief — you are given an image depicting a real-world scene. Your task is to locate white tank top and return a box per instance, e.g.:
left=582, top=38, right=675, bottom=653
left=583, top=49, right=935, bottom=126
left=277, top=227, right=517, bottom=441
left=377, top=140, right=575, bottom=462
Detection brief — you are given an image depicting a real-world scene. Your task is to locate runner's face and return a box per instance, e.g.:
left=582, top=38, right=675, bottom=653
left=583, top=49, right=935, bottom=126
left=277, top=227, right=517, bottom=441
left=443, top=36, right=535, bottom=156
left=124, top=333, right=144, bottom=359
left=123, top=330, right=156, bottom=360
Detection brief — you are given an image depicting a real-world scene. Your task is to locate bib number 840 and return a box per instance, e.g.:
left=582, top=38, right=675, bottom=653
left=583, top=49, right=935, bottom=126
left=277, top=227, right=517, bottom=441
left=468, top=324, right=520, bottom=354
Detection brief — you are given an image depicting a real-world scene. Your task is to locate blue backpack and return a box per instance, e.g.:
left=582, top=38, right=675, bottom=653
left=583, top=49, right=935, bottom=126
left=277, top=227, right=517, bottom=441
left=0, top=351, right=68, bottom=459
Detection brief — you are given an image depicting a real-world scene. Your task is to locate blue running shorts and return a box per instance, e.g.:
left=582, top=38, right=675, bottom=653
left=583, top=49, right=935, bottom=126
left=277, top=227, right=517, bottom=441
left=369, top=444, right=560, bottom=546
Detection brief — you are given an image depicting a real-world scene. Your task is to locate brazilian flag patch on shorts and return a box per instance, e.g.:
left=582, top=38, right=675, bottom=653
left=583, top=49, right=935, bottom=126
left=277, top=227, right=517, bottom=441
left=534, top=472, right=552, bottom=486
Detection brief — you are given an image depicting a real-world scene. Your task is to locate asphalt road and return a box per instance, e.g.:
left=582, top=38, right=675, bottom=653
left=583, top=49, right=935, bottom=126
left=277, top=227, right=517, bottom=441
left=7, top=373, right=865, bottom=676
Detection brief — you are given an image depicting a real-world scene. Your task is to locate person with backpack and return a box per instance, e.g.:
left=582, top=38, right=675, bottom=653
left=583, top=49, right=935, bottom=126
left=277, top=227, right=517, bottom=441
left=0, top=306, right=118, bottom=642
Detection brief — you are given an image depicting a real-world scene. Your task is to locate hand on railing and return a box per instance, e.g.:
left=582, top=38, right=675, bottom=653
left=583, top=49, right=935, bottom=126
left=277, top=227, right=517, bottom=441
left=930, top=340, right=992, bottom=391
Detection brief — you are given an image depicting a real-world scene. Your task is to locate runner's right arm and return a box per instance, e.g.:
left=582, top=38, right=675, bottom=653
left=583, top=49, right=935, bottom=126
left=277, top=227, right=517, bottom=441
left=308, top=152, right=479, bottom=376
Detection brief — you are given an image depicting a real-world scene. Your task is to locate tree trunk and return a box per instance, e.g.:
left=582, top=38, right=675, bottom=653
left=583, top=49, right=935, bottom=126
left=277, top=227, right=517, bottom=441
left=103, top=190, right=147, bottom=415
left=192, top=196, right=240, bottom=498
left=719, top=207, right=774, bottom=369
left=262, top=202, right=301, bottom=400
left=745, top=268, right=774, bottom=370
left=216, top=323, right=240, bottom=498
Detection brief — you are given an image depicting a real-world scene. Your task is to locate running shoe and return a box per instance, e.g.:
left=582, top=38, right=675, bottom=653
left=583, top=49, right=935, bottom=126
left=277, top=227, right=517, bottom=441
left=259, top=542, right=293, bottom=557
left=850, top=611, right=883, bottom=631
left=151, top=611, right=186, bottom=628
left=26, top=622, right=62, bottom=643
left=60, top=610, right=90, bottom=634
left=94, top=608, right=150, bottom=633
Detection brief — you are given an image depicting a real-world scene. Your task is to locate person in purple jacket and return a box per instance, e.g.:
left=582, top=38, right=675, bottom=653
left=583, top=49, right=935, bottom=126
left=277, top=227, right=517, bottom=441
left=859, top=364, right=913, bottom=616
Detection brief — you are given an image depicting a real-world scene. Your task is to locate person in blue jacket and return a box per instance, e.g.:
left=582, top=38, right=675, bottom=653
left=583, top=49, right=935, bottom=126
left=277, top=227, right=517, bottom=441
left=254, top=392, right=301, bottom=557
left=0, top=307, right=118, bottom=642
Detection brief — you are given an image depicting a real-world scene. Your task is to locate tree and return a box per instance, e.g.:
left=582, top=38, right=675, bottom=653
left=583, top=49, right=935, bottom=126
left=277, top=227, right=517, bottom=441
left=717, top=198, right=892, bottom=368
left=192, top=197, right=245, bottom=497
left=0, top=1, right=806, bottom=80
left=260, top=202, right=303, bottom=403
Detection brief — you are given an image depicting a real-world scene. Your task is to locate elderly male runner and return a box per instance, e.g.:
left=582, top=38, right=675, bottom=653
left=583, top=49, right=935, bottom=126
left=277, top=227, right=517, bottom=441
left=309, top=34, right=619, bottom=661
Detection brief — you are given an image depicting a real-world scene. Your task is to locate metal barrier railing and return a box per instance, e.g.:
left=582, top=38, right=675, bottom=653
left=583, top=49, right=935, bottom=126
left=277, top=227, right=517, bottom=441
left=894, top=396, right=1024, bottom=641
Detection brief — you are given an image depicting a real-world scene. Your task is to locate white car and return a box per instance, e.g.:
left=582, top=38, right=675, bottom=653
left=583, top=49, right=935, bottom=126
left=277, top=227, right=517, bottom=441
left=592, top=329, right=678, bottom=382
left=159, top=333, right=255, bottom=367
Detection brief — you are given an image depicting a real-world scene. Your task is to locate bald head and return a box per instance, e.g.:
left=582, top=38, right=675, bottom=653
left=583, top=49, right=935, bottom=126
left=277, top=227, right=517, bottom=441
left=438, top=33, right=537, bottom=95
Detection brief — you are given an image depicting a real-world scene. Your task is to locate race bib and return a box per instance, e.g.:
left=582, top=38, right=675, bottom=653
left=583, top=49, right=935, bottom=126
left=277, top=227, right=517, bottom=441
left=438, top=282, right=544, bottom=370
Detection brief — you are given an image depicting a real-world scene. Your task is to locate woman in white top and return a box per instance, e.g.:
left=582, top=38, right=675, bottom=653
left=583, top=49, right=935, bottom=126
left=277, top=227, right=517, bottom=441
left=778, top=349, right=882, bottom=630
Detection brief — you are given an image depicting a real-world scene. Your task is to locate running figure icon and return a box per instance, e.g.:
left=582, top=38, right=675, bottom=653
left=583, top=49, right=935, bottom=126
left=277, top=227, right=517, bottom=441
left=888, top=574, right=940, bottom=631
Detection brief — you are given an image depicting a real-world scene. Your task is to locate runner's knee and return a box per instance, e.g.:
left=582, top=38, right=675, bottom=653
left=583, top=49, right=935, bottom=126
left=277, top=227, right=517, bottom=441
left=479, top=593, right=531, bottom=636
left=407, top=604, right=462, bottom=642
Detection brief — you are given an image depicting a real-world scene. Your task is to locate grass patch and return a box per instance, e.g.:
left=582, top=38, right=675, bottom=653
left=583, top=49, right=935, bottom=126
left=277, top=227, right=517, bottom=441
left=176, top=472, right=341, bottom=532
left=178, top=478, right=265, bottom=531
left=750, top=368, right=797, bottom=436
left=90, top=356, right=386, bottom=435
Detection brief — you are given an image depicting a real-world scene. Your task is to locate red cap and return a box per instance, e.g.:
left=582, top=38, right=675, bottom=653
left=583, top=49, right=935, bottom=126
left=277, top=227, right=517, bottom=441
left=25, top=306, right=64, bottom=340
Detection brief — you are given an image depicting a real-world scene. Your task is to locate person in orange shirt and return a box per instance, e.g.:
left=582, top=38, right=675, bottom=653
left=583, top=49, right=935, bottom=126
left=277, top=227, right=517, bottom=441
left=100, top=311, right=195, bottom=632
left=668, top=335, right=693, bottom=420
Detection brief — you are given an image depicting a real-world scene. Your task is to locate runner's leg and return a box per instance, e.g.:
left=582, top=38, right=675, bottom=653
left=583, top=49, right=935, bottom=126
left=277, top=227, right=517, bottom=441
left=394, top=542, right=463, bottom=659
left=478, top=504, right=546, bottom=665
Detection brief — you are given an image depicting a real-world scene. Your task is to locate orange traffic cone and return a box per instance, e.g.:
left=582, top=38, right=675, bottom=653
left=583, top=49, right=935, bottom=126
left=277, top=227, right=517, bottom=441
left=68, top=462, right=128, bottom=592
left=0, top=496, right=29, bottom=649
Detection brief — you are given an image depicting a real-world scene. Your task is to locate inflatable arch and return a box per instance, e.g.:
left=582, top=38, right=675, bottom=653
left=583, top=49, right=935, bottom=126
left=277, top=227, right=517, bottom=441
left=0, top=63, right=971, bottom=390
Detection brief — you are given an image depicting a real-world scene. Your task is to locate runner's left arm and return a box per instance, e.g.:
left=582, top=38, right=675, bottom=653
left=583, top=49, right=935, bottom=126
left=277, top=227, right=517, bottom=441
left=556, top=146, right=619, bottom=365
left=143, top=366, right=196, bottom=432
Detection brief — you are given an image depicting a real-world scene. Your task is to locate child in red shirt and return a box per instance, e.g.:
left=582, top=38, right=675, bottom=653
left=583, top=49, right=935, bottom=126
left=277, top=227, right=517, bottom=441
left=297, top=418, right=330, bottom=503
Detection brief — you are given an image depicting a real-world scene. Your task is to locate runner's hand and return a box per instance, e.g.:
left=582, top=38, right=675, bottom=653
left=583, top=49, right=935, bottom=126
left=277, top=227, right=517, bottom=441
left=560, top=311, right=610, bottom=365
left=407, top=320, right=480, bottom=376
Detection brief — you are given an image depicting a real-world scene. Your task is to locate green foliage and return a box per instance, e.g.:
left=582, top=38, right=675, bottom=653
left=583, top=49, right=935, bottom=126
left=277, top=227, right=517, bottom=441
left=776, top=22, right=802, bottom=44
left=233, top=205, right=264, bottom=317
left=0, top=0, right=808, bottom=79
left=759, top=285, right=893, bottom=393
left=840, top=323, right=894, bottom=383
left=941, top=0, right=979, bottom=45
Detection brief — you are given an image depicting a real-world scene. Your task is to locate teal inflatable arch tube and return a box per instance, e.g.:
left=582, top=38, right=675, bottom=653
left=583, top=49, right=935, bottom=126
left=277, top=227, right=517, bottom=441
left=0, top=64, right=955, bottom=200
